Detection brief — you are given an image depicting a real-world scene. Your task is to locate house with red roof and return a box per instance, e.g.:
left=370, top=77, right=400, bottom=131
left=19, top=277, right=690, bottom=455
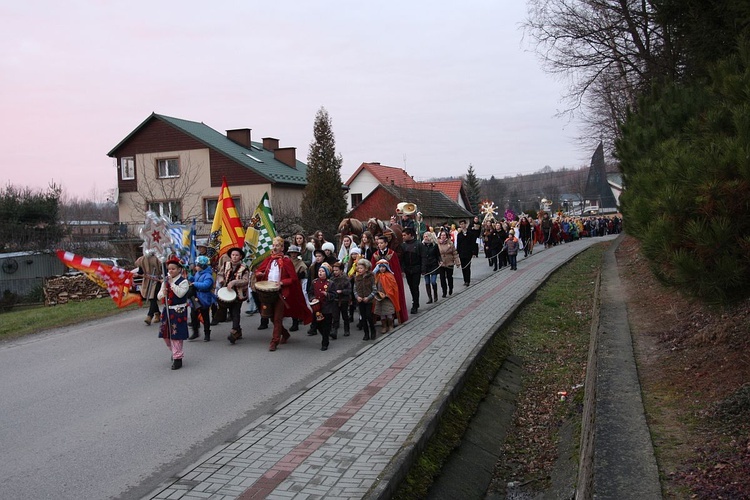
left=344, top=162, right=472, bottom=214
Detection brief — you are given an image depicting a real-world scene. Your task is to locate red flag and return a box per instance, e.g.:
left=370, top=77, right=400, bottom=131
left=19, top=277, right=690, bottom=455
left=208, top=178, right=246, bottom=257
left=56, top=250, right=142, bottom=308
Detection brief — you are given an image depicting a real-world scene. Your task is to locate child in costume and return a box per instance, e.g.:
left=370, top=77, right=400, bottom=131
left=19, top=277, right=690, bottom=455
left=374, top=259, right=400, bottom=334
left=353, top=258, right=377, bottom=340
left=158, top=256, right=190, bottom=370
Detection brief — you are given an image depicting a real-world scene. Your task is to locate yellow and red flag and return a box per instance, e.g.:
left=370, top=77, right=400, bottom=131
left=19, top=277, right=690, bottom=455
left=208, top=178, right=245, bottom=257
left=56, top=250, right=142, bottom=308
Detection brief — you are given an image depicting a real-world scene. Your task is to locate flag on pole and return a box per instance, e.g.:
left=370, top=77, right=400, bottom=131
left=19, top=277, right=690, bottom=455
left=168, top=224, right=186, bottom=256
left=208, top=178, right=246, bottom=257
left=56, top=250, right=142, bottom=308
left=187, top=218, right=197, bottom=266
left=244, top=192, right=277, bottom=268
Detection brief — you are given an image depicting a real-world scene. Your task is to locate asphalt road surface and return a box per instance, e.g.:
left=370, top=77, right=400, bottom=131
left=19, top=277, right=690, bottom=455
left=0, top=253, right=495, bottom=499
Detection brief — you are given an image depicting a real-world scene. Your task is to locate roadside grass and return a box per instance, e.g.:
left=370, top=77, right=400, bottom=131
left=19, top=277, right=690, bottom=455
left=495, top=245, right=604, bottom=490
left=394, top=244, right=606, bottom=499
left=0, top=299, right=136, bottom=339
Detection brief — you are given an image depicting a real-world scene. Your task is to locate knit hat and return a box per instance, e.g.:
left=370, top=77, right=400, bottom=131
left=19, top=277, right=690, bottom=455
left=322, top=242, right=335, bottom=253
left=287, top=245, right=302, bottom=254
left=320, top=262, right=332, bottom=278
left=196, top=255, right=210, bottom=268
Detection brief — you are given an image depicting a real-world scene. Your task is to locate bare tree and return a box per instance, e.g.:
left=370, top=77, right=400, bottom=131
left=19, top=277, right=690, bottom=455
left=524, top=0, right=676, bottom=153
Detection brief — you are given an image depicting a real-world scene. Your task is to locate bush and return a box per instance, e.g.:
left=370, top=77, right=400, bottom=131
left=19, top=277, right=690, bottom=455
left=0, top=289, right=18, bottom=312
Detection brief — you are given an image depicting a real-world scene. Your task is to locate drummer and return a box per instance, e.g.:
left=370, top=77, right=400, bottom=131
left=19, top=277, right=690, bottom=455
left=222, top=247, right=250, bottom=344
left=254, top=236, right=312, bottom=351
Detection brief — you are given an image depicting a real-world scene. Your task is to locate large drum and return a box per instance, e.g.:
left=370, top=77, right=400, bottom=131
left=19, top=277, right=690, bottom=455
left=309, top=298, right=323, bottom=322
left=255, top=280, right=281, bottom=318
left=217, top=287, right=237, bottom=306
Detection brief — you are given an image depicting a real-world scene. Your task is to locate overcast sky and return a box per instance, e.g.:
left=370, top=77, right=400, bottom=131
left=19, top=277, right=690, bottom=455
left=0, top=1, right=590, bottom=200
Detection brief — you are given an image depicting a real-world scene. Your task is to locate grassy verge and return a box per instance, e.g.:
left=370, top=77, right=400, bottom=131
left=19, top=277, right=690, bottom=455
left=493, top=244, right=606, bottom=490
left=0, top=299, right=136, bottom=339
left=394, top=244, right=607, bottom=499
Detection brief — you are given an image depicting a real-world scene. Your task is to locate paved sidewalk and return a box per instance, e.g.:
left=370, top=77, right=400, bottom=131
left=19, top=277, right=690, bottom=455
left=147, top=236, right=617, bottom=500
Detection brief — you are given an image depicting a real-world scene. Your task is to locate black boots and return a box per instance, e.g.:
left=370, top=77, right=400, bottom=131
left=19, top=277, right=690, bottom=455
left=433, top=284, right=438, bottom=302
left=258, top=317, right=269, bottom=330
left=425, top=285, right=433, bottom=304
left=228, top=329, right=242, bottom=344
left=171, top=358, right=182, bottom=370
left=290, top=318, right=299, bottom=332
left=189, top=327, right=200, bottom=341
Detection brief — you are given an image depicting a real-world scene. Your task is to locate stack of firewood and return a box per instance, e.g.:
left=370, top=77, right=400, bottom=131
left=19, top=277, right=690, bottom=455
left=44, top=275, right=108, bottom=306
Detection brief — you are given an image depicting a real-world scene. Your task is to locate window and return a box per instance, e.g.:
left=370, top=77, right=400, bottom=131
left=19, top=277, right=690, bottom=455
left=149, top=200, right=182, bottom=222
left=121, top=157, right=135, bottom=180
left=351, top=193, right=363, bottom=207
left=244, top=153, right=264, bottom=163
left=156, top=158, right=180, bottom=178
left=204, top=197, right=242, bottom=223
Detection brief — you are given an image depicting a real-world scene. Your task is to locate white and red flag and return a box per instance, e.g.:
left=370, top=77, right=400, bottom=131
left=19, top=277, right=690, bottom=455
left=56, top=250, right=142, bottom=308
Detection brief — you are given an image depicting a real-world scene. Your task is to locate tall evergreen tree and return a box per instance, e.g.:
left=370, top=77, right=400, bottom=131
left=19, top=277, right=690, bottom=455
left=300, top=107, right=347, bottom=240
left=617, top=44, right=750, bottom=304
left=464, top=164, right=481, bottom=215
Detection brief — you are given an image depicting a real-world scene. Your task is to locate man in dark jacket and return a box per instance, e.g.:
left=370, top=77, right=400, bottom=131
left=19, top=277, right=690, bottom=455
left=400, top=227, right=425, bottom=314
left=456, top=219, right=480, bottom=286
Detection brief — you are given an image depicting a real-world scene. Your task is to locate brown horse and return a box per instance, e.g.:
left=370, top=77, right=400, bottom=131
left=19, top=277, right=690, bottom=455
left=366, top=218, right=403, bottom=252
left=337, top=218, right=364, bottom=242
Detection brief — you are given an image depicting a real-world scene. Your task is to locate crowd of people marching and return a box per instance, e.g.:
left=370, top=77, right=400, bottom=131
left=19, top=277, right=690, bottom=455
left=138, top=212, right=621, bottom=370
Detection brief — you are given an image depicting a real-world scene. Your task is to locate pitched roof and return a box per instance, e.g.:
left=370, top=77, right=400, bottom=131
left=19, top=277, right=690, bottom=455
left=585, top=143, right=618, bottom=207
left=344, top=162, right=416, bottom=187
left=108, top=113, right=308, bottom=185
left=381, top=184, right=473, bottom=219
left=416, top=180, right=465, bottom=204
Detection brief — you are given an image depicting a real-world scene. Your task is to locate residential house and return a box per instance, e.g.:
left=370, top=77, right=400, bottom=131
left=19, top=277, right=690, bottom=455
left=63, top=220, right=112, bottom=242
left=344, top=162, right=471, bottom=213
left=107, top=113, right=308, bottom=242
left=348, top=183, right=473, bottom=230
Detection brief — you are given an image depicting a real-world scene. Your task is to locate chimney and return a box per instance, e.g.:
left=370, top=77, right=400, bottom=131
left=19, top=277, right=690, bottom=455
left=226, top=128, right=252, bottom=148
left=262, top=137, right=280, bottom=151
left=274, top=147, right=297, bottom=169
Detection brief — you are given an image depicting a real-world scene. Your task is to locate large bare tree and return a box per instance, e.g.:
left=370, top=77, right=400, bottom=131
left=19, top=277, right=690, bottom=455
left=524, top=0, right=676, bottom=153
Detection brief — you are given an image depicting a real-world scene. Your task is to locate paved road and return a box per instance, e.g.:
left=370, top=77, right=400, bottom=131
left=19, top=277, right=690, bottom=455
left=0, top=251, right=498, bottom=499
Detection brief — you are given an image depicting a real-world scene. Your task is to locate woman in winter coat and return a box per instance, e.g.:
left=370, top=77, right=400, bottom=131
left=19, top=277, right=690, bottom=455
left=437, top=230, right=460, bottom=298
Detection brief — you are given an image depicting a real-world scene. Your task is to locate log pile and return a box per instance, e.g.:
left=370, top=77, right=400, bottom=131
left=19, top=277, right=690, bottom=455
left=44, top=274, right=108, bottom=306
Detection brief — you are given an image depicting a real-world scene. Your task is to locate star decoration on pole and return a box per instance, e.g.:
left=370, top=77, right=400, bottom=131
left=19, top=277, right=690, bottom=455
left=139, top=211, right=174, bottom=262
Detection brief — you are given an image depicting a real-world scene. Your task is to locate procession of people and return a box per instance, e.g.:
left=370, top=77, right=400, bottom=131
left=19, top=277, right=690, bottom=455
left=138, top=207, right=621, bottom=369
